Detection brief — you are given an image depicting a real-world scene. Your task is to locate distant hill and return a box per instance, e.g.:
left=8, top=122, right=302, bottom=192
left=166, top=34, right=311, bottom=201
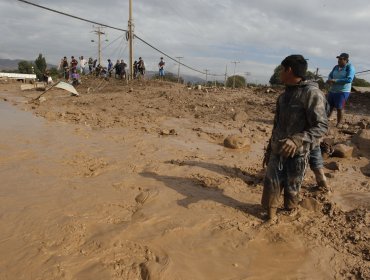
left=0, top=59, right=22, bottom=70
left=0, top=59, right=56, bottom=71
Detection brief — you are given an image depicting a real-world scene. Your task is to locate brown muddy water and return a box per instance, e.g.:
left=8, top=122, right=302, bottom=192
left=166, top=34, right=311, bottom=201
left=0, top=97, right=360, bottom=279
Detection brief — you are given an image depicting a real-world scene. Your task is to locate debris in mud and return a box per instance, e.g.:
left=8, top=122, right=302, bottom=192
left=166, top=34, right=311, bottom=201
left=358, top=120, right=368, bottom=129
left=232, top=111, right=248, bottom=121
left=332, top=143, right=354, bottom=158
left=160, top=128, right=177, bottom=136
left=223, top=134, right=251, bottom=149
left=325, top=161, right=342, bottom=171
left=352, top=129, right=370, bottom=154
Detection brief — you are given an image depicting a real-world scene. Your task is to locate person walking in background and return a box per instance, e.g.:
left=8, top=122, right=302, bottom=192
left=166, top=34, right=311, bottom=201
left=120, top=59, right=127, bottom=80
left=114, top=60, right=122, bottom=79
left=327, top=53, right=355, bottom=127
left=158, top=57, right=165, bottom=79
left=79, top=56, right=87, bottom=75
left=62, top=56, right=69, bottom=80
left=88, top=57, right=94, bottom=74
left=262, top=55, right=328, bottom=222
left=107, top=59, right=113, bottom=77
left=57, top=58, right=63, bottom=72
left=70, top=56, right=78, bottom=71
left=133, top=60, right=138, bottom=79
left=138, top=57, right=145, bottom=78
left=93, top=59, right=98, bottom=72
left=70, top=68, right=81, bottom=86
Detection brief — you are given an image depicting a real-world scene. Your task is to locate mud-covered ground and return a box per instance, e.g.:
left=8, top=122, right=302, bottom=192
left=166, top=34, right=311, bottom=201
left=0, top=76, right=369, bottom=279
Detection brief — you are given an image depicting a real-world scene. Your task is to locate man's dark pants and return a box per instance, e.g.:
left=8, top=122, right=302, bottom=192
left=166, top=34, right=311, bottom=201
left=262, top=153, right=308, bottom=210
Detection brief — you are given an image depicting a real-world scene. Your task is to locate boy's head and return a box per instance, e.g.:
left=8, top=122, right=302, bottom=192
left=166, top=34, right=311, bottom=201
left=280, top=55, right=307, bottom=83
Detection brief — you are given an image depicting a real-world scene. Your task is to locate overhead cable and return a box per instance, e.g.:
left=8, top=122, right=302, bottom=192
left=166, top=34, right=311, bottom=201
left=16, top=0, right=224, bottom=77
left=355, top=69, right=370, bottom=74
left=17, top=0, right=128, bottom=32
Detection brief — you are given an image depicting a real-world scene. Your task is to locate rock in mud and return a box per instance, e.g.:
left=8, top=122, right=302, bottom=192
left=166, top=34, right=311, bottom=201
left=223, top=135, right=251, bottom=149
left=160, top=129, right=176, bottom=136
left=352, top=129, right=370, bottom=154
left=332, top=144, right=353, bottom=158
left=358, top=120, right=368, bottom=129
left=232, top=111, right=248, bottom=121
left=325, top=161, right=342, bottom=171
left=39, top=96, right=47, bottom=103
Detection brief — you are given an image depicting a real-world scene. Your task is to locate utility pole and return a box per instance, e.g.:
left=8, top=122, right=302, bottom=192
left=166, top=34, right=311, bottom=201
left=92, top=26, right=105, bottom=65
left=204, top=69, right=209, bottom=85
left=231, top=61, right=240, bottom=89
left=245, top=72, right=251, bottom=87
left=176, top=56, right=183, bottom=83
left=224, top=64, right=228, bottom=87
left=128, top=0, right=134, bottom=80
left=315, top=67, right=319, bottom=80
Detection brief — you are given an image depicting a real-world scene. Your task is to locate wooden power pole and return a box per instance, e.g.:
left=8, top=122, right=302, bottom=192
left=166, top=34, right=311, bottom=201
left=92, top=26, right=105, bottom=65
left=128, top=0, right=134, bottom=80
left=231, top=61, right=240, bottom=89
left=176, top=56, right=183, bottom=83
left=204, top=69, right=209, bottom=85
left=224, top=64, right=228, bottom=86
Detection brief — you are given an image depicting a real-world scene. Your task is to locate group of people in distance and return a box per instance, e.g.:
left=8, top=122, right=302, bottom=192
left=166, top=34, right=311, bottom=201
left=58, top=56, right=166, bottom=83
left=262, top=52, right=355, bottom=223
left=59, top=56, right=82, bottom=86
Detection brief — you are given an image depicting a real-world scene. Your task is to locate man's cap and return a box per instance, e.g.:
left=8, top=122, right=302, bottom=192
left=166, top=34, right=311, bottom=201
left=336, top=53, right=349, bottom=60
left=139, top=57, right=142, bottom=59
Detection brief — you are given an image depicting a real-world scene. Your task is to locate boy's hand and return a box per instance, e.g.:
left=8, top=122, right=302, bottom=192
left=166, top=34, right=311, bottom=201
left=279, top=138, right=297, bottom=158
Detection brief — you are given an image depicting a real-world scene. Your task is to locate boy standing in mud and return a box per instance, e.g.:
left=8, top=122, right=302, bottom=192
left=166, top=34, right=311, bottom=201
left=262, top=55, right=328, bottom=222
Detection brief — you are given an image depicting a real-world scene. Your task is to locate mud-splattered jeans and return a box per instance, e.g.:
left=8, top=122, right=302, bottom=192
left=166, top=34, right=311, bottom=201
left=309, top=145, right=324, bottom=170
left=262, top=153, right=308, bottom=210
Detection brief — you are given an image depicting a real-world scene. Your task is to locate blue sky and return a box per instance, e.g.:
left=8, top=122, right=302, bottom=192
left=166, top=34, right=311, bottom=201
left=1, top=0, right=370, bottom=83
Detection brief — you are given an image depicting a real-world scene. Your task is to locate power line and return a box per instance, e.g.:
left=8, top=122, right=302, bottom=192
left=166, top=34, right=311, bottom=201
left=135, top=35, right=219, bottom=76
left=101, top=34, right=125, bottom=52
left=16, top=0, right=225, bottom=78
left=17, top=0, right=128, bottom=32
left=355, top=69, right=370, bottom=74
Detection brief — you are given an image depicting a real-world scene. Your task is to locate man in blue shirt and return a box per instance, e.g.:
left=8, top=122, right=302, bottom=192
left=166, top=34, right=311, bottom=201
left=327, top=53, right=355, bottom=127
left=107, top=59, right=114, bottom=77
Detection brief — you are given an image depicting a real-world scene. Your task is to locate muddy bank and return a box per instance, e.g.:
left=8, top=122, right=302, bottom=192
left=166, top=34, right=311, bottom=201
left=0, top=80, right=369, bottom=279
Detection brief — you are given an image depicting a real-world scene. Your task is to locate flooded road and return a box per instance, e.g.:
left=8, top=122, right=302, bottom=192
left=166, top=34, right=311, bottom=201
left=0, top=88, right=368, bottom=279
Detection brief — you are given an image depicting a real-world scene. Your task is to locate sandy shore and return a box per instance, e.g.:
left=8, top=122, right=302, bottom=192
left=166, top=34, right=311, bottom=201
left=0, top=78, right=369, bottom=279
